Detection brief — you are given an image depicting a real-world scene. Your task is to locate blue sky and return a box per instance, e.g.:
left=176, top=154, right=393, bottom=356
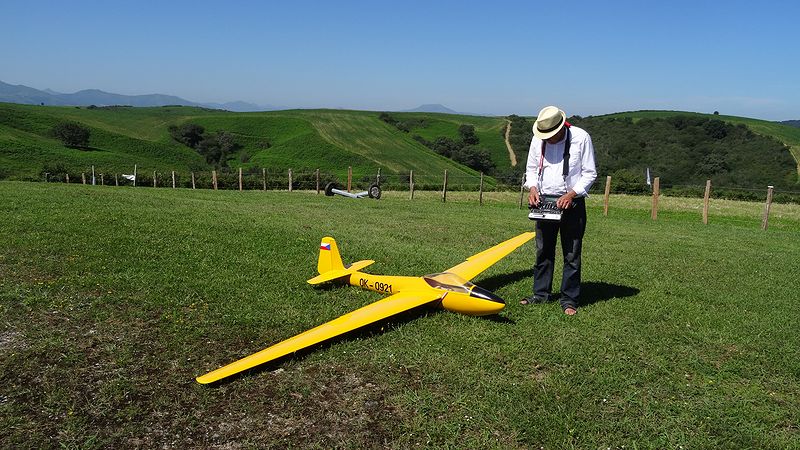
left=1, top=0, right=798, bottom=120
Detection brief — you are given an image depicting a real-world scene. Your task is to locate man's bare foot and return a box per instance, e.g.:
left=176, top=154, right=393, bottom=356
left=564, top=307, right=577, bottom=316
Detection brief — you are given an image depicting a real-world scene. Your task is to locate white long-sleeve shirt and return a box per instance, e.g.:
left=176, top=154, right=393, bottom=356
left=523, top=125, right=597, bottom=197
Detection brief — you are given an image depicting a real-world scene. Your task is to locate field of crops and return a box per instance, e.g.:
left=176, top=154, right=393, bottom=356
left=1, top=181, right=798, bottom=448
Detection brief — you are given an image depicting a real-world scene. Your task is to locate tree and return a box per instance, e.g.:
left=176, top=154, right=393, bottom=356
left=458, top=124, right=479, bottom=145
left=51, top=121, right=91, bottom=148
left=169, top=123, right=205, bottom=148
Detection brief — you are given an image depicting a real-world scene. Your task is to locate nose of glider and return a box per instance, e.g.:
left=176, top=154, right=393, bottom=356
left=469, top=285, right=505, bottom=305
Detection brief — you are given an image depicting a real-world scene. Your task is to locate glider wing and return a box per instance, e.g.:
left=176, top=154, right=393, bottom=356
left=444, top=232, right=535, bottom=281
left=196, top=290, right=443, bottom=384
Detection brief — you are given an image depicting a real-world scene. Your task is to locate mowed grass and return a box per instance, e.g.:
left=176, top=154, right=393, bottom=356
left=1, top=181, right=798, bottom=448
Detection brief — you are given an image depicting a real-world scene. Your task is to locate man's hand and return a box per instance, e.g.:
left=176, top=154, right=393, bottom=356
left=556, top=191, right=577, bottom=209
left=528, top=187, right=540, bottom=207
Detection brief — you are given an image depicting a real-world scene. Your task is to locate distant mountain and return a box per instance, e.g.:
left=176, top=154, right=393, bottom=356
left=780, top=120, right=800, bottom=128
left=401, top=104, right=461, bottom=114
left=400, top=103, right=491, bottom=116
left=0, top=80, right=277, bottom=112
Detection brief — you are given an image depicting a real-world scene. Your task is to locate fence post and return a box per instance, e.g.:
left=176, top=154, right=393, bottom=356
left=518, top=175, right=525, bottom=209
left=377, top=167, right=381, bottom=185
left=288, top=169, right=293, bottom=192
left=651, top=177, right=660, bottom=220
left=153, top=171, right=157, bottom=188
left=115, top=174, right=118, bottom=187
left=44, top=172, right=49, bottom=182
left=66, top=174, right=70, bottom=183
left=212, top=170, right=217, bottom=190
left=479, top=172, right=484, bottom=206
left=82, top=173, right=86, bottom=184
left=603, top=175, right=612, bottom=217
left=315, top=169, right=320, bottom=194
left=263, top=168, right=267, bottom=191
left=409, top=170, right=414, bottom=200
left=762, top=186, right=774, bottom=230
left=347, top=166, right=352, bottom=192
left=703, top=179, right=711, bottom=224
left=92, top=166, right=96, bottom=185
left=172, top=171, right=176, bottom=189
left=442, top=170, right=448, bottom=202
left=133, top=164, right=137, bottom=187
left=191, top=172, right=196, bottom=189
left=100, top=173, right=104, bottom=186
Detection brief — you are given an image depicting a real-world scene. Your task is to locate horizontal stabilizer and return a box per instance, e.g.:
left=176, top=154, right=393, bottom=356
left=307, top=260, right=374, bottom=284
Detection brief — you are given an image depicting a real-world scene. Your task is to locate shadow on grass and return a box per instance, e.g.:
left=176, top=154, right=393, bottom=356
left=475, top=269, right=532, bottom=292
left=580, top=281, right=639, bottom=306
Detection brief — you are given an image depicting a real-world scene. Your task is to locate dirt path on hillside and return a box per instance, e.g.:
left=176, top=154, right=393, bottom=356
left=505, top=119, right=517, bottom=166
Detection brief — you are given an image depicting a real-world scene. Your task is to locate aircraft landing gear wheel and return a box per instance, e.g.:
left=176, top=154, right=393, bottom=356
left=368, top=183, right=382, bottom=199
left=324, top=182, right=338, bottom=196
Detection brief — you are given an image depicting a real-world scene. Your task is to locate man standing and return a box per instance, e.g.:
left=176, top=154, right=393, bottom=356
left=520, top=106, right=597, bottom=315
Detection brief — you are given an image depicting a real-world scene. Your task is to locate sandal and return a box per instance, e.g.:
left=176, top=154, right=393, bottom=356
left=520, top=296, right=547, bottom=306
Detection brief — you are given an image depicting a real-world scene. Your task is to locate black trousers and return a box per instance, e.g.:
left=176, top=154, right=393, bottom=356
left=532, top=198, right=586, bottom=309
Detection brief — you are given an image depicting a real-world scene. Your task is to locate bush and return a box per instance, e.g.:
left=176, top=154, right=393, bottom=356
left=51, top=121, right=91, bottom=148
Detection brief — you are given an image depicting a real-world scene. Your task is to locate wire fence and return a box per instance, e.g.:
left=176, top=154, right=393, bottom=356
left=40, top=165, right=800, bottom=205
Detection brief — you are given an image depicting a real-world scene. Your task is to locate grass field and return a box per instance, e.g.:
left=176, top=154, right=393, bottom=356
left=1, top=181, right=798, bottom=448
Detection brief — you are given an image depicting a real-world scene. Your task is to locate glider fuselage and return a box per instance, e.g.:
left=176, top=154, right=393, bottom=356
left=347, top=271, right=506, bottom=316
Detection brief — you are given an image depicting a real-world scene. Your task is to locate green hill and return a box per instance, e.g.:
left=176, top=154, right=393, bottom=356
left=2, top=103, right=798, bottom=192
left=605, top=110, right=800, bottom=171
left=568, top=111, right=800, bottom=192
left=0, top=103, right=487, bottom=181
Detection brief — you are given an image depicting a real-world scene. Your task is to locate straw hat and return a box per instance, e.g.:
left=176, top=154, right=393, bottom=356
left=533, top=106, right=567, bottom=140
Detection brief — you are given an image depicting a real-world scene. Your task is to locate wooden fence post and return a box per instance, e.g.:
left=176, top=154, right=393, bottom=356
left=191, top=172, right=196, bottom=189
left=603, top=175, right=612, bottom=217
left=703, top=179, right=711, bottom=224
left=172, top=171, right=176, bottom=189
left=66, top=174, right=70, bottom=184
left=762, top=186, right=774, bottom=230
left=153, top=171, right=157, bottom=188
left=100, top=173, right=104, bottom=186
left=92, top=166, right=96, bottom=185
left=133, top=164, right=137, bottom=187
left=263, top=168, right=267, bottom=191
left=479, top=172, right=484, bottom=206
left=115, top=174, right=118, bottom=187
left=442, top=170, right=448, bottom=202
left=651, top=177, right=660, bottom=220
left=347, top=166, right=352, bottom=192
left=82, top=173, right=86, bottom=184
left=212, top=170, right=217, bottom=190
left=409, top=170, right=414, bottom=200
left=315, top=169, right=320, bottom=194
left=288, top=169, right=293, bottom=192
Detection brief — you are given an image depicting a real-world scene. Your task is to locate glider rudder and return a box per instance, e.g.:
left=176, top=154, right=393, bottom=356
left=308, top=237, right=374, bottom=284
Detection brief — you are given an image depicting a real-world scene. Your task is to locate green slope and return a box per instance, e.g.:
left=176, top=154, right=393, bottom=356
left=387, top=112, right=511, bottom=170
left=0, top=104, right=481, bottom=180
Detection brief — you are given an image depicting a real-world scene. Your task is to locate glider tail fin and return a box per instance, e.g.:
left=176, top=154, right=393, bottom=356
left=317, top=237, right=345, bottom=274
left=308, top=237, right=374, bottom=285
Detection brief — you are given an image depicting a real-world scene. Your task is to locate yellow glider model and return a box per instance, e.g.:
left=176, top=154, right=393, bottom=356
left=196, top=231, right=534, bottom=384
